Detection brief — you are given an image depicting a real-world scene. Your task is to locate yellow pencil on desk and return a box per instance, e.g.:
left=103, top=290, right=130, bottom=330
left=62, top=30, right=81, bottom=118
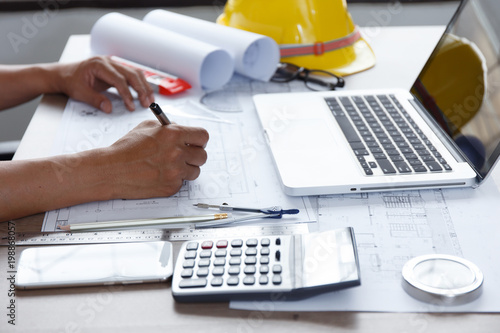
left=57, top=213, right=230, bottom=231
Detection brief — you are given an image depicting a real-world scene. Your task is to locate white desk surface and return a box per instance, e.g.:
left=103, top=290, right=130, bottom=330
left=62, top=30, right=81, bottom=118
left=3, top=25, right=500, bottom=332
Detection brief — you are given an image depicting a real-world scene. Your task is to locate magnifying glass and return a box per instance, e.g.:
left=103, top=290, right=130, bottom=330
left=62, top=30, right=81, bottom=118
left=402, top=254, right=484, bottom=305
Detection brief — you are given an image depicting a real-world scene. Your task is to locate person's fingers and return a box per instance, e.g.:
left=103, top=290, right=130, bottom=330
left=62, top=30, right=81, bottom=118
left=75, top=86, right=112, bottom=113
left=184, top=145, right=208, bottom=167
left=181, top=126, right=210, bottom=148
left=111, top=63, right=154, bottom=108
left=182, top=164, right=202, bottom=181
left=61, top=57, right=156, bottom=113
left=90, top=60, right=136, bottom=111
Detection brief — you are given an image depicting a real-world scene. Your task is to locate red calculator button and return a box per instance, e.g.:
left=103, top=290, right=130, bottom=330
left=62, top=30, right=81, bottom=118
left=216, top=240, right=228, bottom=248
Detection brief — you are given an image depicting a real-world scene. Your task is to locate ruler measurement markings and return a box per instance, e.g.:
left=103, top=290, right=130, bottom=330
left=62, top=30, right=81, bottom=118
left=1, top=225, right=308, bottom=246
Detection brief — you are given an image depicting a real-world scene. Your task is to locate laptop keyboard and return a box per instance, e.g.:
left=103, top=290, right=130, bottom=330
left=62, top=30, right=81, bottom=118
left=326, top=94, right=452, bottom=176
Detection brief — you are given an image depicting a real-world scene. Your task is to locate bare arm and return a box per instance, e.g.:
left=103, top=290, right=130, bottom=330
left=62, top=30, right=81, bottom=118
left=0, top=121, right=209, bottom=221
left=0, top=56, right=207, bottom=221
left=0, top=56, right=154, bottom=112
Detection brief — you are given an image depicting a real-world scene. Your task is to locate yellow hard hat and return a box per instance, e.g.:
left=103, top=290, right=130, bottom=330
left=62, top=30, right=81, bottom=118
left=216, top=0, right=376, bottom=76
left=412, top=33, right=486, bottom=135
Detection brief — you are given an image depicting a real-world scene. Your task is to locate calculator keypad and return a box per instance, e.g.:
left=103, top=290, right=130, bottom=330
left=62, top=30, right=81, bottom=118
left=173, top=235, right=294, bottom=301
left=172, top=227, right=362, bottom=303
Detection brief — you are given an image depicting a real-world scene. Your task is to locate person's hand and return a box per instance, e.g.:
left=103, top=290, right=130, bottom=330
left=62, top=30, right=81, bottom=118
left=55, top=56, right=155, bottom=113
left=100, top=120, right=209, bottom=199
left=0, top=120, right=208, bottom=221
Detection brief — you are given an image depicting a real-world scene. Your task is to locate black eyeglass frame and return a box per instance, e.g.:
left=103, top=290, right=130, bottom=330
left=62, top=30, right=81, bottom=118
left=271, top=62, right=345, bottom=91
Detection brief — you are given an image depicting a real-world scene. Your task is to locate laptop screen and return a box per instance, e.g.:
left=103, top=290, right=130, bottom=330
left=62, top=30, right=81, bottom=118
left=411, top=0, right=500, bottom=179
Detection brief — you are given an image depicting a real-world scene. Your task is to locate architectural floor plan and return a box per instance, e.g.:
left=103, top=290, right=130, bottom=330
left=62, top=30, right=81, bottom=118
left=42, top=84, right=314, bottom=230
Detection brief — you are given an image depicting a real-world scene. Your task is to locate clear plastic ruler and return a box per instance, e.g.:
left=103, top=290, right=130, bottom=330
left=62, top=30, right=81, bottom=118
left=1, top=224, right=309, bottom=246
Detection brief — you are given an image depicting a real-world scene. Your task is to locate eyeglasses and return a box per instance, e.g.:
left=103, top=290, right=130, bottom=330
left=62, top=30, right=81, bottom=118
left=271, top=62, right=345, bottom=91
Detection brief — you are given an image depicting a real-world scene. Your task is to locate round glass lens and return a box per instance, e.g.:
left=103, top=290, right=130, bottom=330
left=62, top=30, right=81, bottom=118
left=413, top=258, right=475, bottom=289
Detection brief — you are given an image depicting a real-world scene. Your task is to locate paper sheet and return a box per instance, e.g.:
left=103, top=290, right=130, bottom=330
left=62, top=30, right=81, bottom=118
left=40, top=24, right=494, bottom=314
left=143, top=9, right=279, bottom=82
left=41, top=82, right=315, bottom=231
left=231, top=184, right=500, bottom=312
left=43, top=71, right=500, bottom=313
left=155, top=65, right=500, bottom=314
left=90, top=12, right=234, bottom=90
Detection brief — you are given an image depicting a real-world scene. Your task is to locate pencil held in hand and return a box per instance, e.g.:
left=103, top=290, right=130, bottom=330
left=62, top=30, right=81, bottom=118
left=149, top=102, right=171, bottom=125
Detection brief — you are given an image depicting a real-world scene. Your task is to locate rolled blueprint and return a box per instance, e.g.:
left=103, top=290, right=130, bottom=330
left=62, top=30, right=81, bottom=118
left=90, top=12, right=234, bottom=90
left=143, top=9, right=280, bottom=81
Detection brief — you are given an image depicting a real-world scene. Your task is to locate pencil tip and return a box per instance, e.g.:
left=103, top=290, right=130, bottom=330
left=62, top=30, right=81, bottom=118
left=58, top=225, right=70, bottom=231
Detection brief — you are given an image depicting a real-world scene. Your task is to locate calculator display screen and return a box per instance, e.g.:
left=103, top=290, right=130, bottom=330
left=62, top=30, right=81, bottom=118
left=301, top=228, right=359, bottom=288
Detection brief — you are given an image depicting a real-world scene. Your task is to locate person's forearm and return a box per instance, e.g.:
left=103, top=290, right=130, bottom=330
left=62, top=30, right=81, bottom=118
left=0, top=63, right=60, bottom=111
left=0, top=120, right=209, bottom=222
left=0, top=149, right=112, bottom=222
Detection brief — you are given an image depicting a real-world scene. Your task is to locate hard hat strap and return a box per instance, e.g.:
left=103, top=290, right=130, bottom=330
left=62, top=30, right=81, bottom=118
left=280, top=27, right=362, bottom=58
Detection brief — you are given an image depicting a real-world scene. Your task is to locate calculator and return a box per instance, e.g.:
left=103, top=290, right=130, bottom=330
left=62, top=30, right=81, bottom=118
left=172, top=227, right=360, bottom=302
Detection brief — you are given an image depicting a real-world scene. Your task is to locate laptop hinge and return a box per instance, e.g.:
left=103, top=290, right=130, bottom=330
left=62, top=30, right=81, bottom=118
left=409, top=98, right=466, bottom=164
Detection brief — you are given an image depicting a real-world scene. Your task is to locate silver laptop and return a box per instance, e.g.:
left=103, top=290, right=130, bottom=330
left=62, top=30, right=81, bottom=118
left=253, top=0, right=500, bottom=196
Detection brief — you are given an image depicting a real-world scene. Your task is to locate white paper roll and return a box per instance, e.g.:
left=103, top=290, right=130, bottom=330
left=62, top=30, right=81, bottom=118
left=90, top=12, right=234, bottom=90
left=143, top=9, right=280, bottom=82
